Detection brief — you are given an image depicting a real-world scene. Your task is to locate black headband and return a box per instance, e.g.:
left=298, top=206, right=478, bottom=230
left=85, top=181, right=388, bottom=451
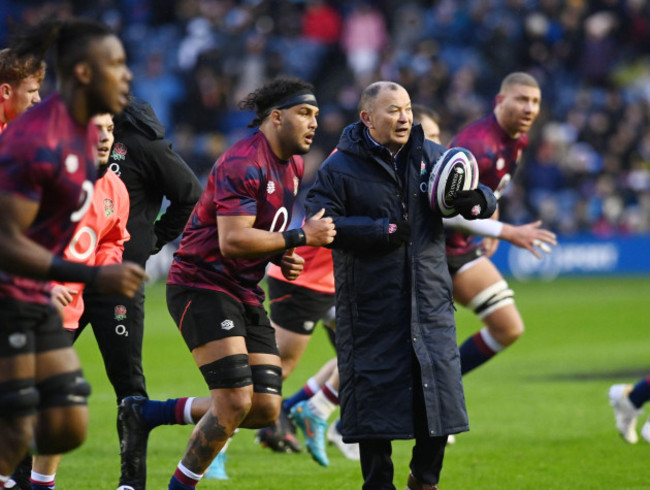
left=261, top=90, right=319, bottom=121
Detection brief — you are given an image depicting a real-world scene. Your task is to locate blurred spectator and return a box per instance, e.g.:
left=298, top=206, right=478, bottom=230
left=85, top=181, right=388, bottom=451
left=5, top=0, right=650, bottom=236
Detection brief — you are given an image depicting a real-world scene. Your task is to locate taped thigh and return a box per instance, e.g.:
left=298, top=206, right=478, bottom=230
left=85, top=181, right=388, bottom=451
left=0, top=378, right=39, bottom=417
left=37, top=370, right=91, bottom=409
left=199, top=354, right=253, bottom=390
left=466, top=280, right=514, bottom=319
left=251, top=364, right=282, bottom=395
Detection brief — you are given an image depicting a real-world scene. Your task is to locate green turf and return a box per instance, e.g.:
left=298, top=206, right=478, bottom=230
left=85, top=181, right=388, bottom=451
left=58, top=276, right=650, bottom=489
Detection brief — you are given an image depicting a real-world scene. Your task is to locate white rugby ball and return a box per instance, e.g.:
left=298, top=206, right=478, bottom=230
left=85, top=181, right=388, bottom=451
left=427, top=147, right=479, bottom=217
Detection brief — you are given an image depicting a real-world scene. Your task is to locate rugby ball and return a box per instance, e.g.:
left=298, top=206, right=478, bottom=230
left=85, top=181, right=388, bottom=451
left=427, top=147, right=479, bottom=217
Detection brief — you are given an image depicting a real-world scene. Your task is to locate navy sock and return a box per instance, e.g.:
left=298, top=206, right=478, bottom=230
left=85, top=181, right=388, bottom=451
left=141, top=398, right=181, bottom=429
left=282, top=389, right=310, bottom=412
left=31, top=485, right=54, bottom=490
left=168, top=475, right=195, bottom=490
left=336, top=419, right=342, bottom=432
left=459, top=333, right=496, bottom=375
left=629, top=376, right=650, bottom=409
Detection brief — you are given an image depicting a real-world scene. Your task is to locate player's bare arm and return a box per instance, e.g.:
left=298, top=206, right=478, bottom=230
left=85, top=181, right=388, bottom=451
left=0, top=194, right=146, bottom=297
left=0, top=194, right=59, bottom=276
left=217, top=210, right=335, bottom=259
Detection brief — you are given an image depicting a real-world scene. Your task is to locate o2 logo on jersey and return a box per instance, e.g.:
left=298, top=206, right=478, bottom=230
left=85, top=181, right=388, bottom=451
left=269, top=207, right=289, bottom=233
left=70, top=181, right=94, bottom=223
left=108, top=162, right=121, bottom=177
left=67, top=225, right=98, bottom=261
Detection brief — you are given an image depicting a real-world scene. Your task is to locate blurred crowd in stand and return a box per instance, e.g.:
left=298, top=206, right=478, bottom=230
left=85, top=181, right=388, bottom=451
left=3, top=0, right=650, bottom=236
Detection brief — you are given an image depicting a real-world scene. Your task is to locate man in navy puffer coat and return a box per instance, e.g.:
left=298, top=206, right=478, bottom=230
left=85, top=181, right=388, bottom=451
left=305, top=81, right=496, bottom=489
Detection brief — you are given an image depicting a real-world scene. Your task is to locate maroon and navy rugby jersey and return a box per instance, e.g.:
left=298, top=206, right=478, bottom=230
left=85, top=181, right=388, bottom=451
left=0, top=93, right=98, bottom=304
left=446, top=114, right=529, bottom=256
left=168, top=130, right=304, bottom=306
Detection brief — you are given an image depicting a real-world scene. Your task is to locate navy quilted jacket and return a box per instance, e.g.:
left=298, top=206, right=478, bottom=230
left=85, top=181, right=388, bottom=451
left=305, top=121, right=469, bottom=441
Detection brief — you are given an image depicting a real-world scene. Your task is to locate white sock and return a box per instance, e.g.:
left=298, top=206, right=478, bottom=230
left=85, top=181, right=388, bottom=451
left=307, top=382, right=338, bottom=420
left=30, top=471, right=56, bottom=485
left=306, top=376, right=321, bottom=396
left=479, top=326, right=505, bottom=353
left=177, top=461, right=203, bottom=481
left=184, top=397, right=196, bottom=424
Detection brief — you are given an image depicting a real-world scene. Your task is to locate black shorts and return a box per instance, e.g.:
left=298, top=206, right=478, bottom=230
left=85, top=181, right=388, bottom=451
left=267, top=276, right=335, bottom=336
left=167, top=284, right=278, bottom=355
left=0, top=297, right=72, bottom=357
left=447, top=249, right=482, bottom=277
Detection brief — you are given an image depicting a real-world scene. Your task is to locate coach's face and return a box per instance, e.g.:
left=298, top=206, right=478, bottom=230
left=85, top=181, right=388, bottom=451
left=85, top=35, right=132, bottom=117
left=362, top=84, right=412, bottom=155
left=276, top=103, right=319, bottom=160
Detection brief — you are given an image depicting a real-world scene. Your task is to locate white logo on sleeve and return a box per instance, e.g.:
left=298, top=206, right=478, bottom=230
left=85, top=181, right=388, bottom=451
left=267, top=181, right=276, bottom=194
left=65, top=154, right=79, bottom=173
left=9, top=333, right=27, bottom=349
left=221, top=319, right=235, bottom=331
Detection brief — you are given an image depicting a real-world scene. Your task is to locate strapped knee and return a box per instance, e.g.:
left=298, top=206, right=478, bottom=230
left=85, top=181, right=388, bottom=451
left=467, top=280, right=514, bottom=319
left=0, top=378, right=39, bottom=417
left=37, top=370, right=91, bottom=409
left=199, top=354, right=252, bottom=390
left=251, top=364, right=282, bottom=395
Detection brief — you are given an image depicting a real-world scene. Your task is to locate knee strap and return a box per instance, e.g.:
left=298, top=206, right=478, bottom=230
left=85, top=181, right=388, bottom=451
left=0, top=378, right=39, bottom=417
left=251, top=364, right=282, bottom=395
left=467, top=280, right=514, bottom=319
left=37, top=370, right=91, bottom=409
left=199, top=354, right=252, bottom=390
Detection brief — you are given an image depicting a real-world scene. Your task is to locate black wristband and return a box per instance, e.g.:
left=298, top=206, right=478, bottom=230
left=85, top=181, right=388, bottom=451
left=282, top=228, right=306, bottom=249
left=47, top=256, right=100, bottom=285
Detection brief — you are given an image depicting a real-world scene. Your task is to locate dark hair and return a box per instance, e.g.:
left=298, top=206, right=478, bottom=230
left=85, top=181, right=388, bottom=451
left=10, top=18, right=113, bottom=81
left=0, top=48, right=46, bottom=86
left=238, top=77, right=315, bottom=128
left=412, top=104, right=439, bottom=124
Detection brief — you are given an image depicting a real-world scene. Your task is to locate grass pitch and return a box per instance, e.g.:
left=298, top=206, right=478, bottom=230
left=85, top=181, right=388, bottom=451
left=58, top=276, right=650, bottom=489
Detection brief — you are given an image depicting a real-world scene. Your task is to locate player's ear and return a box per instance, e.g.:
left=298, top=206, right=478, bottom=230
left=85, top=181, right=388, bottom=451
left=360, top=110, right=373, bottom=129
left=269, top=108, right=282, bottom=127
left=73, top=61, right=92, bottom=85
left=0, top=83, right=12, bottom=101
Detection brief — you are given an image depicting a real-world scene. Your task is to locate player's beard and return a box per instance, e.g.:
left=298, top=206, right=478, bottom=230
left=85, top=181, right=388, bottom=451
left=87, top=83, right=127, bottom=118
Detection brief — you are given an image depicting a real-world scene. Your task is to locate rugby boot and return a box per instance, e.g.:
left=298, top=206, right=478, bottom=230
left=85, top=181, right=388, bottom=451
left=290, top=401, right=328, bottom=467
left=117, top=396, right=151, bottom=489
left=609, top=384, right=641, bottom=444
left=256, top=406, right=301, bottom=453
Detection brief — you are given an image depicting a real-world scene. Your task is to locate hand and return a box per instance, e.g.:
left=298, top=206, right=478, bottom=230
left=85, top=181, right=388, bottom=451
left=452, top=190, right=488, bottom=220
left=388, top=220, right=410, bottom=247
left=51, top=284, right=78, bottom=308
left=479, top=236, right=500, bottom=258
left=303, top=208, right=336, bottom=246
left=500, top=221, right=557, bottom=259
left=94, top=262, right=148, bottom=298
left=280, top=249, right=305, bottom=281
